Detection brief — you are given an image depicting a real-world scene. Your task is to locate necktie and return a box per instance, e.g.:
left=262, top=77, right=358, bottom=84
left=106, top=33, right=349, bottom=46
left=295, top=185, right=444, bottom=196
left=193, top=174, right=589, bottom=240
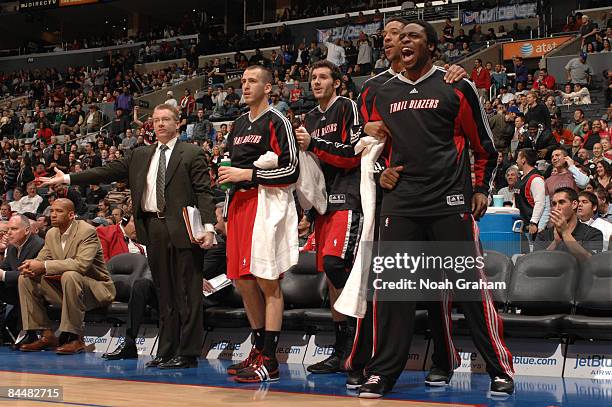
left=156, top=144, right=169, bottom=212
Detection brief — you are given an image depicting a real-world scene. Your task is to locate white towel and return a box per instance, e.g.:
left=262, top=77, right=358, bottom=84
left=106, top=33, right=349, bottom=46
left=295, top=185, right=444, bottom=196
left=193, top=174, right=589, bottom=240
left=250, top=152, right=299, bottom=280
left=296, top=150, right=327, bottom=215
left=334, top=136, right=385, bottom=318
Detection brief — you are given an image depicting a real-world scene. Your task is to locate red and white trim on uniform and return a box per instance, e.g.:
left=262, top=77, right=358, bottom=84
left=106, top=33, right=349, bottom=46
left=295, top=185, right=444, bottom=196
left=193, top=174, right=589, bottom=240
left=441, top=289, right=461, bottom=370
left=470, top=215, right=515, bottom=378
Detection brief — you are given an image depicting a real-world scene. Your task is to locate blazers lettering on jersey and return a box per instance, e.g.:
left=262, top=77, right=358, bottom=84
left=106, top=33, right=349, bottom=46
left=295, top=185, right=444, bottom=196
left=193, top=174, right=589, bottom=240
left=228, top=107, right=299, bottom=186
left=304, top=96, right=363, bottom=213
left=369, top=66, right=498, bottom=217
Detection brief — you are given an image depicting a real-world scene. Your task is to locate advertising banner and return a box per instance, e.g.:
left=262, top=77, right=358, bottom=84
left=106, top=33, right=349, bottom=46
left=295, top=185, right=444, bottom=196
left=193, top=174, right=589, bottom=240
left=317, top=22, right=381, bottom=44
left=502, top=36, right=573, bottom=60
left=461, top=3, right=537, bottom=25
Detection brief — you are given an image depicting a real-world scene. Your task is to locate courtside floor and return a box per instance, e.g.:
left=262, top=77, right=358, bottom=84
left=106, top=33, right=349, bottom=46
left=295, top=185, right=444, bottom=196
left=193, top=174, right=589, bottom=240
left=0, top=348, right=609, bottom=406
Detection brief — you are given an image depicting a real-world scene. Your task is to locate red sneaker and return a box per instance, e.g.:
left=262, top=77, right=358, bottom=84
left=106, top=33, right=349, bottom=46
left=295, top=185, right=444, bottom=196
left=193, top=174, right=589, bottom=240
left=226, top=347, right=261, bottom=375
left=234, top=354, right=279, bottom=383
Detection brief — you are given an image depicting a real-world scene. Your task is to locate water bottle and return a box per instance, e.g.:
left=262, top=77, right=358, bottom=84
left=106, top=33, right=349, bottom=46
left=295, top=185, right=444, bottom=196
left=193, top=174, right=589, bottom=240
left=219, top=156, right=232, bottom=192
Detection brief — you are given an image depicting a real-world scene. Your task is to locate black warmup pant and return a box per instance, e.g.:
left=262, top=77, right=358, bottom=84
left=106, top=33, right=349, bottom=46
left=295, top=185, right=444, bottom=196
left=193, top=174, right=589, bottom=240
left=365, top=213, right=514, bottom=387
left=144, top=215, right=204, bottom=359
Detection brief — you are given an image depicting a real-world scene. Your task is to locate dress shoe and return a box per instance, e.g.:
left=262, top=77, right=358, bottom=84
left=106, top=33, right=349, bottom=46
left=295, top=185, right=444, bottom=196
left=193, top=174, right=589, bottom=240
left=158, top=356, right=198, bottom=369
left=12, top=332, right=39, bottom=351
left=102, top=342, right=138, bottom=360
left=56, top=338, right=86, bottom=355
left=146, top=356, right=171, bottom=368
left=20, top=331, right=58, bottom=352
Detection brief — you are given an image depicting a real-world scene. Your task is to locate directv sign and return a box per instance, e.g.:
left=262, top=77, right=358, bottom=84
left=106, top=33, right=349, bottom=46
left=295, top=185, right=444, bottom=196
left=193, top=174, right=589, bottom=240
left=19, top=0, right=59, bottom=11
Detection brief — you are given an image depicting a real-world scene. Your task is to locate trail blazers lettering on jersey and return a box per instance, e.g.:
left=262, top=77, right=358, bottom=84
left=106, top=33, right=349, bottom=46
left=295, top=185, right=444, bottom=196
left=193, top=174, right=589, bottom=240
left=370, top=67, right=498, bottom=217
left=227, top=107, right=298, bottom=188
left=304, top=96, right=363, bottom=213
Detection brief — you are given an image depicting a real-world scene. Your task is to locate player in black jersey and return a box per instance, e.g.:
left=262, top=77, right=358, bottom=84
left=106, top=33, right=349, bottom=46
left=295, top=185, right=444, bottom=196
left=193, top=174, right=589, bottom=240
left=357, top=21, right=514, bottom=399
left=295, top=60, right=363, bottom=375
left=344, top=17, right=470, bottom=392
left=219, top=65, right=299, bottom=383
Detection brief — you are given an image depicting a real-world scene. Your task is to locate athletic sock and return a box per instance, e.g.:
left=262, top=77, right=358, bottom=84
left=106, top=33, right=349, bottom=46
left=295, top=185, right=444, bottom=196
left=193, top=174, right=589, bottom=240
left=252, top=328, right=265, bottom=351
left=262, top=331, right=280, bottom=358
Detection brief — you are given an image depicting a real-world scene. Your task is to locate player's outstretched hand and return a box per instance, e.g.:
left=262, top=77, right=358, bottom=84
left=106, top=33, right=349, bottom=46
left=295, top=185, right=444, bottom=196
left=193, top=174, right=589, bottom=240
left=39, top=167, right=67, bottom=187
left=379, top=166, right=403, bottom=190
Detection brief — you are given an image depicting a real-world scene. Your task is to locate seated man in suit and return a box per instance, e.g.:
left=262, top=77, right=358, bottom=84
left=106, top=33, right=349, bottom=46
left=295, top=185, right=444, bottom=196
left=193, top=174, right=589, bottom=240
left=17, top=198, right=116, bottom=355
left=96, top=214, right=146, bottom=262
left=0, top=214, right=44, bottom=345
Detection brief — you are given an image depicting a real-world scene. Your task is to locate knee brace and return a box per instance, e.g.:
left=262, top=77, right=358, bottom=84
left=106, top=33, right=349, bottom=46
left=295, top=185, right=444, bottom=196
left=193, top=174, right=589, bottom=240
left=323, top=255, right=349, bottom=289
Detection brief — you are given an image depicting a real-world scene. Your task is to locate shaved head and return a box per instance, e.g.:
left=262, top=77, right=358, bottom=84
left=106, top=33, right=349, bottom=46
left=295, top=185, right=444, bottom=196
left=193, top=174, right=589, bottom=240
left=54, top=198, right=75, bottom=212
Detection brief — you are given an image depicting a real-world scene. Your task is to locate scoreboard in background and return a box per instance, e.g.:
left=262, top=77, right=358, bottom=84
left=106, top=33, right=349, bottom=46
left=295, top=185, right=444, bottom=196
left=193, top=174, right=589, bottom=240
left=19, top=0, right=102, bottom=11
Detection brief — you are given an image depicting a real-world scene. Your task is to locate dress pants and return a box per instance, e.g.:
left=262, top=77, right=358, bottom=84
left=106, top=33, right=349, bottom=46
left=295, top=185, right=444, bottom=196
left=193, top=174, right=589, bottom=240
left=125, top=278, right=157, bottom=341
left=18, top=271, right=114, bottom=335
left=144, top=215, right=204, bottom=359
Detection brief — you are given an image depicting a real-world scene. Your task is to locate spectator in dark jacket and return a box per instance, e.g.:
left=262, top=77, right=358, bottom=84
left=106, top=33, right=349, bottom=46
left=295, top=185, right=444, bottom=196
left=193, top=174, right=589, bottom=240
left=525, top=91, right=552, bottom=130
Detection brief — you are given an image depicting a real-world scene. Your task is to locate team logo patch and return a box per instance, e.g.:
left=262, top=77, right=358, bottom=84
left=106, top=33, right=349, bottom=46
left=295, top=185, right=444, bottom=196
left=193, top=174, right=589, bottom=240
left=329, top=194, right=346, bottom=204
left=446, top=194, right=465, bottom=206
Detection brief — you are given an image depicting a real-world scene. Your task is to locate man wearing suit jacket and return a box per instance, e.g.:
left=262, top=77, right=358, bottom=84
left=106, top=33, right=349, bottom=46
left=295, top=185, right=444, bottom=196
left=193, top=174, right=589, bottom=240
left=0, top=214, right=44, bottom=343
left=18, top=199, right=116, bottom=354
left=41, top=104, right=216, bottom=369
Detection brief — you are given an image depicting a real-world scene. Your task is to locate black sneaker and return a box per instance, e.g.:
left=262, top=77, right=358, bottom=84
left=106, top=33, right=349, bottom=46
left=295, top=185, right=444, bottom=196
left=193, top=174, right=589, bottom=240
left=346, top=369, right=366, bottom=390
left=358, top=374, right=391, bottom=399
left=425, top=367, right=453, bottom=387
left=227, top=347, right=261, bottom=375
left=235, top=354, right=280, bottom=383
left=490, top=376, right=514, bottom=396
left=307, top=353, right=342, bottom=374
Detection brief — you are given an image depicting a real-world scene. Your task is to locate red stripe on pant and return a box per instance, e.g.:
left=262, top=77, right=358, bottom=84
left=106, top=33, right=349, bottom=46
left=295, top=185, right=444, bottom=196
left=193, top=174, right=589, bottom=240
left=471, top=215, right=515, bottom=378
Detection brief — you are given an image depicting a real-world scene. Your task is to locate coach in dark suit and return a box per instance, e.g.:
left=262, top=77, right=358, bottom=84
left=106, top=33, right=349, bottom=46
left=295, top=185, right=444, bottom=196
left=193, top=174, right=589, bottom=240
left=42, top=104, right=215, bottom=369
left=0, top=214, right=44, bottom=343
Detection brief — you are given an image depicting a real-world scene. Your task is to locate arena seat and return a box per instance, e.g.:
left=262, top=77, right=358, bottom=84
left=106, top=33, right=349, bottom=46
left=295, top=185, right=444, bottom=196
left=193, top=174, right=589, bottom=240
left=452, top=250, right=513, bottom=334
left=501, top=251, right=579, bottom=338
left=562, top=252, right=612, bottom=340
left=107, top=253, right=150, bottom=303
left=205, top=252, right=328, bottom=331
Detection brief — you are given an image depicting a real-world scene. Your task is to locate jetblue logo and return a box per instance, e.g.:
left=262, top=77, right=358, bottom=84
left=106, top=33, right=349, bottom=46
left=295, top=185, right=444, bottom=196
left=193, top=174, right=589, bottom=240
left=209, top=340, right=241, bottom=351
left=447, top=194, right=465, bottom=206
left=573, top=354, right=612, bottom=369
left=312, top=345, right=334, bottom=357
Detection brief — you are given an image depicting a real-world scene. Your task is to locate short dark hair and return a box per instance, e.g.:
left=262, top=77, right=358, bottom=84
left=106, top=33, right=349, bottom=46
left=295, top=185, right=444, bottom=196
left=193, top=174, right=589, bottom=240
left=385, top=17, right=409, bottom=26
left=244, top=65, right=273, bottom=85
left=553, top=187, right=579, bottom=202
left=579, top=191, right=598, bottom=208
left=596, top=188, right=610, bottom=203
left=518, top=148, right=538, bottom=166
left=310, top=60, right=342, bottom=82
left=411, top=20, right=439, bottom=56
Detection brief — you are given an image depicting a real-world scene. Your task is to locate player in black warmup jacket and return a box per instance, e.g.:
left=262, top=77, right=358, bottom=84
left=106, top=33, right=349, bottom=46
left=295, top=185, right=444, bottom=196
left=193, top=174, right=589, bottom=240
left=357, top=21, right=514, bottom=399
left=344, top=17, right=471, bottom=392
left=219, top=65, right=299, bottom=383
left=295, top=60, right=363, bottom=375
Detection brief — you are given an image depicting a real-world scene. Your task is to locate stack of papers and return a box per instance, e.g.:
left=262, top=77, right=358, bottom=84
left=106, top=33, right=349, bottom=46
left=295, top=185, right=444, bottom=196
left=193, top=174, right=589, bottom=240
left=204, top=274, right=232, bottom=297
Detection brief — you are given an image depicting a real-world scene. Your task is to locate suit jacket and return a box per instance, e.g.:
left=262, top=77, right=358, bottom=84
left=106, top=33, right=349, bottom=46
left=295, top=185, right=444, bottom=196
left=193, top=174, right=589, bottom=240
left=36, top=220, right=115, bottom=304
left=70, top=140, right=215, bottom=249
left=97, top=224, right=138, bottom=262
left=0, top=234, right=44, bottom=287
